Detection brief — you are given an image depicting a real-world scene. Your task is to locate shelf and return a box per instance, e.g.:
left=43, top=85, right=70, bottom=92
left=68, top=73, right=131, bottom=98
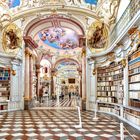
left=129, top=81, right=140, bottom=84
left=97, top=61, right=123, bottom=104
left=97, top=96, right=116, bottom=98
left=129, top=90, right=140, bottom=92
left=0, top=80, right=10, bottom=82
left=129, top=71, right=140, bottom=76
left=0, top=68, right=10, bottom=111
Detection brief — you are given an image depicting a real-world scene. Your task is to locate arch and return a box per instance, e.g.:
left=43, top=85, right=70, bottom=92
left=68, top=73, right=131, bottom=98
left=24, top=16, right=85, bottom=38
left=54, top=58, right=81, bottom=69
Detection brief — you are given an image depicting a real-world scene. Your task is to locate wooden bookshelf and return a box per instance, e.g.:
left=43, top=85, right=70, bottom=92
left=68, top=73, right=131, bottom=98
left=97, top=61, right=124, bottom=104
left=128, top=44, right=140, bottom=108
left=0, top=68, right=10, bottom=112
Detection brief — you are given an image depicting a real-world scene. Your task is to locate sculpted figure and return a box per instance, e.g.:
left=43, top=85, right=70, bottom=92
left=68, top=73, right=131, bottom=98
left=6, top=29, right=19, bottom=49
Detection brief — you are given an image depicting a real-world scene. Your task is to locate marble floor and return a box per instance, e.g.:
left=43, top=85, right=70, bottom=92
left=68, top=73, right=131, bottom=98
left=34, top=95, right=79, bottom=109
left=0, top=97, right=140, bottom=140
left=0, top=109, right=139, bottom=140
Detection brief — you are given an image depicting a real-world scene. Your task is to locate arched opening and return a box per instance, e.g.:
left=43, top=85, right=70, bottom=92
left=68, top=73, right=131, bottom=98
left=23, top=14, right=85, bottom=108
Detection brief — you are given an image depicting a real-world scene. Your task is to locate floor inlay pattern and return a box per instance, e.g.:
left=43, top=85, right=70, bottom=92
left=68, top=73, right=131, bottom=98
left=0, top=110, right=139, bottom=140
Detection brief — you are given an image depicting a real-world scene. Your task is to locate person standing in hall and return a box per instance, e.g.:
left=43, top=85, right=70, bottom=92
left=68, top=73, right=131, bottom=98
left=39, top=86, right=44, bottom=103
left=69, top=92, right=71, bottom=100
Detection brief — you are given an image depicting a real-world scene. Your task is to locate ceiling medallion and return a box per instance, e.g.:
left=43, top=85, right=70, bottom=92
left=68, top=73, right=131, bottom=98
left=87, top=21, right=108, bottom=53
left=2, top=23, right=22, bottom=55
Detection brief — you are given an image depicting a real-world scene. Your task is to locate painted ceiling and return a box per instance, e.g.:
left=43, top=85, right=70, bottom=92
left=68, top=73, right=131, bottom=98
left=85, top=0, right=98, bottom=5
left=56, top=61, right=77, bottom=70
left=38, top=27, right=79, bottom=50
left=9, top=0, right=20, bottom=8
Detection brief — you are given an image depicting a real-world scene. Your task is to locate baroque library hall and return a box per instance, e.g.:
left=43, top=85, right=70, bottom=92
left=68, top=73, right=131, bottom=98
left=0, top=0, right=140, bottom=139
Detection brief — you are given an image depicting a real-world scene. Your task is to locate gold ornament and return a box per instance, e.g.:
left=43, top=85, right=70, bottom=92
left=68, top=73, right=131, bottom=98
left=11, top=70, right=16, bottom=76
left=92, top=68, right=96, bottom=75
left=121, top=59, right=126, bottom=68
left=81, top=48, right=86, bottom=57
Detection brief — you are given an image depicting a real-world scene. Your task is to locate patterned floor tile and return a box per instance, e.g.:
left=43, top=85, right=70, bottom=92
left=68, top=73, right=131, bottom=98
left=0, top=97, right=139, bottom=140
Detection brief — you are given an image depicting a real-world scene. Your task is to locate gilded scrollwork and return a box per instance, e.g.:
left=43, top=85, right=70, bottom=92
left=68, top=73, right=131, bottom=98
left=0, top=1, right=11, bottom=27
left=97, top=0, right=120, bottom=25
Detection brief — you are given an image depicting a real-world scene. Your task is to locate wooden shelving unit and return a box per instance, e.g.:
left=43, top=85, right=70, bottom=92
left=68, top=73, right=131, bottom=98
left=97, top=62, right=124, bottom=105
left=128, top=45, right=140, bottom=108
left=0, top=68, right=10, bottom=112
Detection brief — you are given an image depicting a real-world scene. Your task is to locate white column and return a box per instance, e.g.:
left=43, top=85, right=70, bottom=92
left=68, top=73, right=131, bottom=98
left=36, top=64, right=41, bottom=98
left=123, top=58, right=129, bottom=106
left=87, top=61, right=97, bottom=110
left=86, top=60, right=90, bottom=110
left=82, top=52, right=86, bottom=100
left=24, top=49, right=30, bottom=100
left=79, top=75, right=81, bottom=96
left=29, top=55, right=33, bottom=99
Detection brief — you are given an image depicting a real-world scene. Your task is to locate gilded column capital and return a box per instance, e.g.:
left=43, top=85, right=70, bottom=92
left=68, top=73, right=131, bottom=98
left=120, top=58, right=127, bottom=68
left=25, top=49, right=30, bottom=56
left=81, top=48, right=86, bottom=57
left=92, top=68, right=96, bottom=75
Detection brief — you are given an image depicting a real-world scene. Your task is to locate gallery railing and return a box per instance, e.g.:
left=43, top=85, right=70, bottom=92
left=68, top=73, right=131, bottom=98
left=110, top=0, right=140, bottom=46
left=97, top=101, right=140, bottom=129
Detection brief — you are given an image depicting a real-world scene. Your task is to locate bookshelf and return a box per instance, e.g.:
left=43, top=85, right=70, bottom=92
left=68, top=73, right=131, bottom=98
left=0, top=68, right=10, bottom=112
left=97, top=61, right=124, bottom=105
left=128, top=44, right=140, bottom=108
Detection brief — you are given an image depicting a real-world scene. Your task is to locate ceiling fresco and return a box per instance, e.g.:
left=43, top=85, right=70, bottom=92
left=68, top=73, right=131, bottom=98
left=56, top=61, right=77, bottom=70
left=38, top=27, right=79, bottom=50
left=85, top=0, right=98, bottom=5
left=8, top=0, right=20, bottom=8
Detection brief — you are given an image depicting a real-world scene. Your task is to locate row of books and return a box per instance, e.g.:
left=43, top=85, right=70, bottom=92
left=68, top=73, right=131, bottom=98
left=129, top=61, right=140, bottom=70
left=124, top=112, right=140, bottom=125
left=99, top=107, right=120, bottom=115
left=0, top=92, right=9, bottom=96
left=0, top=105, right=8, bottom=110
left=97, top=97, right=115, bottom=102
left=98, top=81, right=123, bottom=86
left=0, top=83, right=9, bottom=86
left=0, top=69, right=10, bottom=76
left=129, top=50, right=140, bottom=60
left=0, top=77, right=10, bottom=81
left=129, top=83, right=140, bottom=90
left=98, top=74, right=123, bottom=81
left=0, top=68, right=10, bottom=111
left=129, top=99, right=140, bottom=108
left=129, top=92, right=140, bottom=99
left=97, top=86, right=123, bottom=91
left=98, top=69, right=123, bottom=76
left=124, top=109, right=140, bottom=116
left=0, top=97, right=8, bottom=102
left=129, top=66, right=140, bottom=75
left=97, top=92, right=116, bottom=97
left=129, top=74, right=140, bottom=82
left=128, top=46, right=140, bottom=109
left=0, top=87, right=9, bottom=91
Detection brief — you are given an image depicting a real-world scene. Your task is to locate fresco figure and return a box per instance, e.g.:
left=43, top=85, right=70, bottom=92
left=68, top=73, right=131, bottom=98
left=6, top=29, right=19, bottom=49
left=89, top=23, right=106, bottom=48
